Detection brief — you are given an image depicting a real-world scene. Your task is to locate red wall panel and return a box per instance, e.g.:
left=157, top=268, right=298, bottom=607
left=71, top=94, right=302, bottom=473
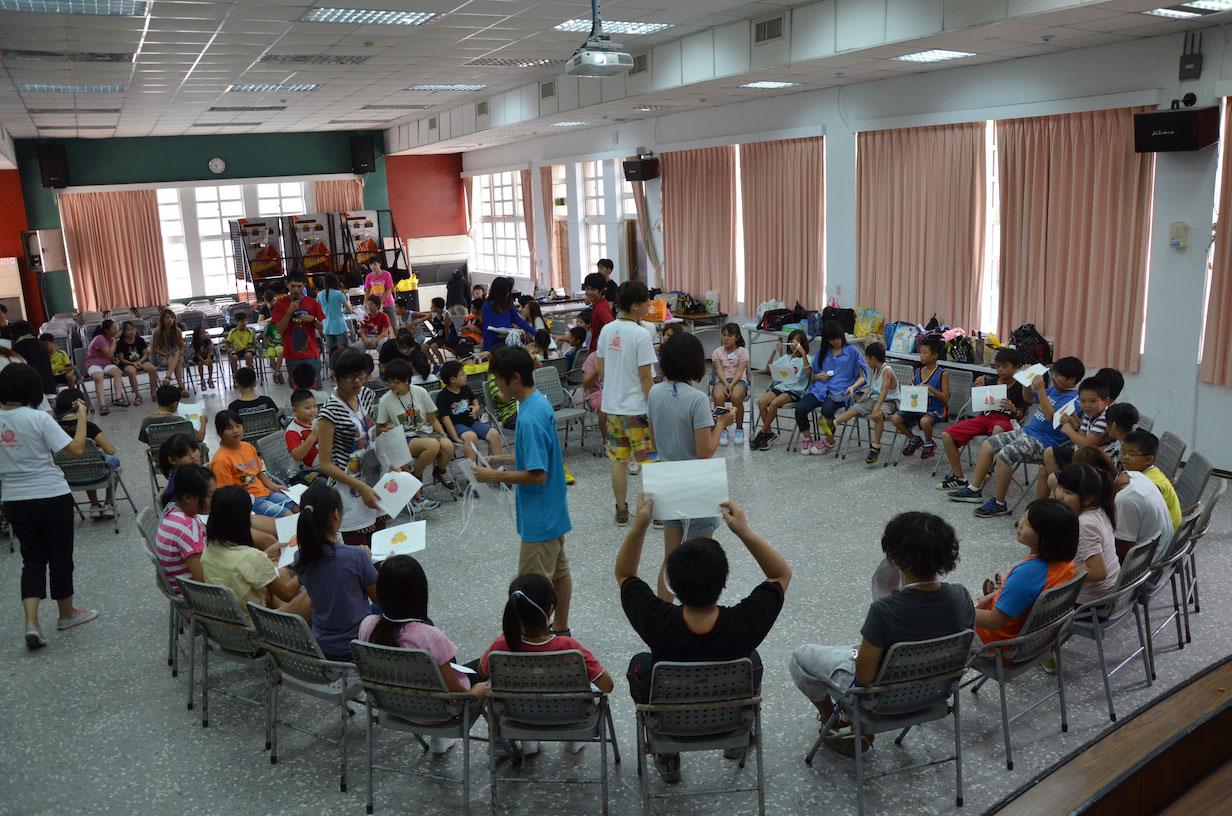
left=385, top=154, right=466, bottom=239
left=0, top=169, right=41, bottom=323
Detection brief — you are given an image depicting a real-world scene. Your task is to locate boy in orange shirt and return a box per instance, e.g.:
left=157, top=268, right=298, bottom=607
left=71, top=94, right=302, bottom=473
left=210, top=410, right=297, bottom=518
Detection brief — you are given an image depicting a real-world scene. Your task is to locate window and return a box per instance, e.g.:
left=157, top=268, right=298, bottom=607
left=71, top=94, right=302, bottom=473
left=581, top=160, right=607, bottom=269
left=619, top=170, right=637, bottom=220
left=551, top=164, right=568, bottom=220
left=195, top=185, right=244, bottom=296
left=156, top=188, right=192, bottom=300
left=257, top=181, right=307, bottom=218
left=469, top=170, right=530, bottom=278
left=979, top=121, right=1001, bottom=334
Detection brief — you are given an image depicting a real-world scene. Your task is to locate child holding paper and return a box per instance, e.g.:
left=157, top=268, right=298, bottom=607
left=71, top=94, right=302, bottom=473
left=436, top=360, right=505, bottom=462
left=210, top=410, right=297, bottom=518
left=647, top=331, right=735, bottom=601
left=138, top=384, right=206, bottom=445
left=796, top=320, right=867, bottom=455
left=937, top=348, right=1028, bottom=491
left=1039, top=376, right=1116, bottom=497
left=375, top=358, right=455, bottom=504
left=751, top=329, right=810, bottom=452
left=890, top=335, right=950, bottom=460
left=831, top=342, right=899, bottom=465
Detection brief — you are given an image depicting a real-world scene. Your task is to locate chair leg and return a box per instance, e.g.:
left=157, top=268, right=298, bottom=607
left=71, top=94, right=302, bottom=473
left=339, top=690, right=348, bottom=792
left=1055, top=643, right=1070, bottom=734
left=606, top=705, right=621, bottom=764
left=167, top=604, right=176, bottom=672
left=953, top=689, right=964, bottom=807
left=187, top=620, right=197, bottom=710
left=1142, top=598, right=1157, bottom=680
left=853, top=709, right=867, bottom=816
left=637, top=716, right=651, bottom=816
left=462, top=709, right=472, bottom=816
left=201, top=640, right=210, bottom=727
left=600, top=705, right=610, bottom=816
left=269, top=673, right=279, bottom=757
left=1133, top=605, right=1153, bottom=687
left=996, top=660, right=1013, bottom=770
left=754, top=707, right=766, bottom=816
left=805, top=707, right=839, bottom=765
left=1180, top=568, right=1193, bottom=644
left=1170, top=574, right=1184, bottom=650
left=1093, top=622, right=1116, bottom=722
left=365, top=701, right=375, bottom=815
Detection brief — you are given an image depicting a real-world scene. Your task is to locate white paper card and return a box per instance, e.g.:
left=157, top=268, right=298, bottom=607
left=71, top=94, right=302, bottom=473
left=871, top=558, right=902, bottom=601
left=769, top=359, right=801, bottom=383
left=284, top=483, right=309, bottom=504
left=456, top=459, right=503, bottom=504
left=176, top=401, right=206, bottom=425
left=0, top=339, right=11, bottom=350
left=642, top=458, right=729, bottom=521
left=275, top=513, right=299, bottom=543
left=971, top=384, right=1008, bottom=414
left=374, top=470, right=423, bottom=518
left=899, top=385, right=929, bottom=413
left=370, top=520, right=427, bottom=562
left=1052, top=397, right=1078, bottom=430
left=451, top=662, right=477, bottom=675
left=375, top=428, right=413, bottom=469
left=1013, top=363, right=1049, bottom=387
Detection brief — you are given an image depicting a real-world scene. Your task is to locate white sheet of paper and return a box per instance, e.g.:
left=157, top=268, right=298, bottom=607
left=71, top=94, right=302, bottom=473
left=0, top=339, right=11, bottom=350
left=456, top=459, right=503, bottom=503
left=373, top=470, right=423, bottom=518
left=277, top=541, right=298, bottom=569
left=871, top=558, right=902, bottom=601
left=176, top=401, right=205, bottom=425
left=451, top=662, right=477, bottom=675
left=769, top=359, right=801, bottom=383
left=1052, top=397, right=1078, bottom=429
left=899, top=385, right=929, bottom=413
left=970, top=384, right=1008, bottom=414
left=641, top=459, right=729, bottom=521
left=375, top=428, right=413, bottom=469
left=467, top=441, right=491, bottom=469
left=370, top=520, right=427, bottom=562
left=1013, top=363, right=1049, bottom=387
left=275, top=512, right=299, bottom=543
left=284, top=483, right=309, bottom=504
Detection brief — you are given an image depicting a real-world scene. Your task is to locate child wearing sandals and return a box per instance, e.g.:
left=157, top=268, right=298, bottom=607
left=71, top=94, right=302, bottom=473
left=85, top=319, right=127, bottom=415
left=190, top=327, right=215, bottom=389
left=795, top=320, right=868, bottom=455
left=710, top=323, right=750, bottom=446
left=750, top=329, right=810, bottom=452
left=830, top=342, right=900, bottom=465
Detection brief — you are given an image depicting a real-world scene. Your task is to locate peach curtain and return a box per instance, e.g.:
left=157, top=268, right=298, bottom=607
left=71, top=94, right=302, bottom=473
left=998, top=107, right=1154, bottom=373
left=539, top=166, right=562, bottom=290
left=1201, top=102, right=1232, bottom=387
left=741, top=137, right=826, bottom=309
left=58, top=189, right=169, bottom=311
left=857, top=122, right=985, bottom=329
left=660, top=145, right=737, bottom=311
left=520, top=169, right=538, bottom=287
left=629, top=172, right=661, bottom=287
left=313, top=178, right=363, bottom=212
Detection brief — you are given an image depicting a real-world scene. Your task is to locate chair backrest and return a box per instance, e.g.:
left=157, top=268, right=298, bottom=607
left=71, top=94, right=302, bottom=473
left=532, top=365, right=570, bottom=411
left=488, top=650, right=596, bottom=726
left=1003, top=572, right=1086, bottom=663
left=137, top=507, right=160, bottom=555
left=1192, top=480, right=1227, bottom=543
left=248, top=603, right=351, bottom=686
left=238, top=406, right=281, bottom=443
left=145, top=418, right=195, bottom=451
left=1173, top=452, right=1213, bottom=513
left=1087, top=539, right=1158, bottom=621
left=860, top=630, right=974, bottom=717
left=1155, top=431, right=1186, bottom=481
left=179, top=310, right=205, bottom=331
left=888, top=363, right=914, bottom=393
left=178, top=577, right=263, bottom=657
left=146, top=551, right=185, bottom=606
left=54, top=439, right=111, bottom=487
left=1136, top=415, right=1155, bottom=432
left=944, top=369, right=973, bottom=420
left=1154, top=508, right=1202, bottom=570
left=72, top=347, right=86, bottom=373
left=256, top=432, right=299, bottom=484
left=350, top=640, right=468, bottom=724
left=645, top=659, right=756, bottom=738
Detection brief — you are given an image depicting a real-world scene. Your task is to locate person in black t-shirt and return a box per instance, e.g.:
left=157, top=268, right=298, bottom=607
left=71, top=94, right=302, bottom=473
left=435, top=361, right=505, bottom=461
left=596, top=258, right=618, bottom=304
left=227, top=366, right=279, bottom=415
left=113, top=320, right=159, bottom=404
left=377, top=330, right=418, bottom=378
left=616, top=494, right=791, bottom=785
left=788, top=512, right=974, bottom=758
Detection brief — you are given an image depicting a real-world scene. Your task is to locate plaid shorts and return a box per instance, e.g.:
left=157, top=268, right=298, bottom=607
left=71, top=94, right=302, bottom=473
left=988, top=429, right=1046, bottom=467
left=606, top=414, right=656, bottom=463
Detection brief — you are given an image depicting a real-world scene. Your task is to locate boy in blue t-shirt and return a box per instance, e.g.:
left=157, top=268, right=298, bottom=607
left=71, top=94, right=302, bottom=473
left=949, top=355, right=1085, bottom=518
left=474, top=346, right=574, bottom=632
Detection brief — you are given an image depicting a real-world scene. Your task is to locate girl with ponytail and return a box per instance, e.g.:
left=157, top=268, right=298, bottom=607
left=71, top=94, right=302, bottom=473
left=292, top=481, right=378, bottom=661
left=1054, top=462, right=1120, bottom=605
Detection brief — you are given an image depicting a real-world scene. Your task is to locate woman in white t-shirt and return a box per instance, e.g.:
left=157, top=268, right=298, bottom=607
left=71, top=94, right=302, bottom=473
left=1053, top=462, right=1120, bottom=606
left=0, top=364, right=98, bottom=649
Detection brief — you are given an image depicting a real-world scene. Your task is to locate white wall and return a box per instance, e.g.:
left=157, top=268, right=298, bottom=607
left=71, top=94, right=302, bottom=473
left=462, top=29, right=1232, bottom=467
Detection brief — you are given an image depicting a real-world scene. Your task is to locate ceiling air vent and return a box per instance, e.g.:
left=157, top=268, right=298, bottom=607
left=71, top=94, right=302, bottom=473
left=630, top=53, right=649, bottom=74
left=427, top=116, right=438, bottom=130
left=540, top=80, right=556, bottom=99
left=476, top=100, right=488, bottom=116
left=754, top=15, right=785, bottom=44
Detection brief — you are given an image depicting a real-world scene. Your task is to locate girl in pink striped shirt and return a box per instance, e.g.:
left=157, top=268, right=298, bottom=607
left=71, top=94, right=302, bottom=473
left=154, top=464, right=215, bottom=595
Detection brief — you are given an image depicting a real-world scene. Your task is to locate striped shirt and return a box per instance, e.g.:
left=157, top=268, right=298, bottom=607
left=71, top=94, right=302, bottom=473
left=317, top=387, right=377, bottom=472
left=1077, top=411, right=1117, bottom=456
left=155, top=507, right=206, bottom=595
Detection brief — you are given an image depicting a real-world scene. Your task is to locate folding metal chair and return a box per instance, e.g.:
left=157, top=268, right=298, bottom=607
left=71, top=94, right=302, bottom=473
left=487, top=650, right=621, bottom=816
left=1173, top=451, right=1213, bottom=514
left=635, top=659, right=764, bottom=816
left=144, top=418, right=198, bottom=505
left=141, top=540, right=198, bottom=697
left=1155, top=431, right=1186, bottom=481
left=257, top=432, right=300, bottom=485
left=1184, top=479, right=1225, bottom=619
left=1140, top=509, right=1201, bottom=678
left=238, top=406, right=282, bottom=444
left=179, top=309, right=205, bottom=332
left=533, top=366, right=588, bottom=451
left=54, top=439, right=136, bottom=534
left=888, top=369, right=972, bottom=468
left=805, top=631, right=974, bottom=816
left=248, top=604, right=362, bottom=792
left=350, top=641, right=485, bottom=816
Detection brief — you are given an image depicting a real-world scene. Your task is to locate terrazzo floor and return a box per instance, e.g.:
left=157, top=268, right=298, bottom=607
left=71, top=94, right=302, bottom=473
left=2, top=370, right=1227, bottom=816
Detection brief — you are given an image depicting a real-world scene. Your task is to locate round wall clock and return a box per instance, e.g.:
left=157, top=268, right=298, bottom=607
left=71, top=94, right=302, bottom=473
left=208, top=156, right=226, bottom=175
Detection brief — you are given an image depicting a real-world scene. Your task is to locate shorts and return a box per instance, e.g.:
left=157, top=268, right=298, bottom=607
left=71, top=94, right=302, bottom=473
left=264, top=346, right=281, bottom=360
left=945, top=413, right=1014, bottom=447
left=151, top=351, right=170, bottom=368
left=661, top=516, right=719, bottom=537
left=252, top=491, right=297, bottom=518
left=1051, top=443, right=1076, bottom=469
left=850, top=395, right=897, bottom=418
left=767, top=386, right=803, bottom=400
left=606, top=414, right=656, bottom=463
left=429, top=334, right=456, bottom=350
left=789, top=643, right=859, bottom=704
left=897, top=410, right=944, bottom=429
left=454, top=419, right=494, bottom=439
left=518, top=536, right=570, bottom=582
left=230, top=346, right=254, bottom=357
left=54, top=373, right=71, bottom=384
left=987, top=429, right=1046, bottom=467
left=87, top=364, right=120, bottom=377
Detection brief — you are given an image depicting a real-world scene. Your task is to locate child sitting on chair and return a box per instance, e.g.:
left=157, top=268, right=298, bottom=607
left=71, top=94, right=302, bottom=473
left=1039, top=375, right=1116, bottom=498
left=1119, top=429, right=1182, bottom=529
left=41, top=333, right=76, bottom=390
left=209, top=410, right=297, bottom=518
left=225, top=312, right=256, bottom=374
left=436, top=360, right=505, bottom=462
left=138, top=383, right=206, bottom=445
left=563, top=326, right=587, bottom=371
left=360, top=294, right=394, bottom=350
left=751, top=329, right=811, bottom=452
left=189, top=326, right=215, bottom=390
left=890, top=335, right=950, bottom=461
left=227, top=366, right=278, bottom=414
left=795, top=320, right=867, bottom=455
left=375, top=359, right=454, bottom=508
left=284, top=388, right=320, bottom=474
left=710, top=323, right=750, bottom=447
left=937, top=348, right=1028, bottom=490
left=831, top=341, right=899, bottom=465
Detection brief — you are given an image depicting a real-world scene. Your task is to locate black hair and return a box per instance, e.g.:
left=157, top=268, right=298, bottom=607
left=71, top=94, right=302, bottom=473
left=234, top=366, right=256, bottom=388
left=384, top=358, right=413, bottom=384
left=260, top=287, right=275, bottom=302
left=430, top=296, right=445, bottom=310
left=53, top=388, right=86, bottom=416
left=409, top=348, right=432, bottom=378
left=39, top=332, right=56, bottom=344
left=156, top=383, right=181, bottom=408
left=1056, top=462, right=1117, bottom=527
left=490, top=345, right=535, bottom=388
left=582, top=272, right=607, bottom=292
left=863, top=341, right=886, bottom=362
left=994, top=347, right=1021, bottom=367
left=440, top=360, right=463, bottom=384
left=524, top=300, right=542, bottom=324
left=718, top=321, right=745, bottom=348
left=11, top=320, right=35, bottom=339
left=1072, top=446, right=1117, bottom=481
left=290, top=389, right=316, bottom=408
left=1123, top=429, right=1159, bottom=457
left=659, top=331, right=706, bottom=383
left=366, top=293, right=382, bottom=308
left=821, top=319, right=846, bottom=348
left=1077, top=376, right=1110, bottom=401
left=332, top=347, right=373, bottom=380
left=294, top=481, right=342, bottom=575
left=501, top=573, right=555, bottom=651
left=616, top=280, right=650, bottom=313
left=1095, top=367, right=1124, bottom=400
left=596, top=258, right=614, bottom=272
left=577, top=308, right=592, bottom=326
left=489, top=276, right=515, bottom=312
left=881, top=512, right=960, bottom=580
left=214, top=409, right=242, bottom=436
left=919, top=334, right=945, bottom=358
left=291, top=361, right=316, bottom=389
left=369, top=555, right=432, bottom=647
left=1105, top=402, right=1139, bottom=433
left=233, top=311, right=249, bottom=323
left=666, top=537, right=729, bottom=607
left=288, top=271, right=308, bottom=285
left=91, top=318, right=116, bottom=339
left=172, top=463, right=214, bottom=508
left=396, top=328, right=418, bottom=349
left=568, top=326, right=587, bottom=345
left=533, top=329, right=552, bottom=352
left=158, top=432, right=200, bottom=477
left=205, top=485, right=256, bottom=547
left=1052, top=356, right=1085, bottom=383
left=0, top=364, right=45, bottom=408
left=1025, top=498, right=1080, bottom=563
left=470, top=297, right=486, bottom=313
left=323, top=272, right=340, bottom=291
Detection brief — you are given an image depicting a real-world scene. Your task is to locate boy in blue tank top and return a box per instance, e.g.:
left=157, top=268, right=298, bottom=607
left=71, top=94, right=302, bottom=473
left=890, top=335, right=950, bottom=460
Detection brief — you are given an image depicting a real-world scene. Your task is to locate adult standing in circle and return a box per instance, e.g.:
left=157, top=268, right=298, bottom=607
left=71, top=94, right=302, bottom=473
left=363, top=261, right=397, bottom=327
left=0, top=364, right=98, bottom=649
left=318, top=272, right=353, bottom=362
left=481, top=275, right=535, bottom=352
left=315, top=348, right=384, bottom=546
left=273, top=271, right=327, bottom=388
left=151, top=308, right=188, bottom=397
left=446, top=267, right=471, bottom=315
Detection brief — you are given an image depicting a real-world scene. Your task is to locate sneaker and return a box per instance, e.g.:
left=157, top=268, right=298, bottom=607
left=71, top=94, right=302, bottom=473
left=824, top=731, right=874, bottom=758
left=949, top=484, right=985, bottom=503
left=719, top=430, right=729, bottom=446
left=411, top=494, right=441, bottom=513
left=56, top=608, right=99, bottom=631
left=733, top=428, right=745, bottom=446
left=937, top=474, right=968, bottom=491
left=429, top=736, right=458, bottom=754
left=754, top=431, right=776, bottom=451
left=865, top=446, right=881, bottom=466
left=920, top=442, right=938, bottom=460
left=812, top=438, right=834, bottom=454
left=1040, top=658, right=1057, bottom=675
left=974, top=498, right=1010, bottom=518
left=615, top=504, right=629, bottom=526
left=902, top=436, right=924, bottom=457
left=799, top=438, right=813, bottom=456
left=818, top=416, right=835, bottom=438
left=433, top=468, right=457, bottom=493
left=654, top=752, right=682, bottom=785
left=25, top=623, right=47, bottom=650
left=564, top=465, right=576, bottom=486
left=88, top=504, right=105, bottom=520
left=628, top=461, right=641, bottom=475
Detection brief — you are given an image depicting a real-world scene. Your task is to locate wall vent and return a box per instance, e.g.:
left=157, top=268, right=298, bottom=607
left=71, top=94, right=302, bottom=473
left=630, top=53, right=649, bottom=74
left=754, top=15, right=785, bottom=44
left=427, top=116, right=438, bottom=130
left=540, top=80, right=556, bottom=99
left=476, top=100, right=488, bottom=116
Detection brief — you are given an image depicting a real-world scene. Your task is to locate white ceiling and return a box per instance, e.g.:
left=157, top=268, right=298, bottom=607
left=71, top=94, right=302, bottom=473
left=0, top=0, right=1225, bottom=142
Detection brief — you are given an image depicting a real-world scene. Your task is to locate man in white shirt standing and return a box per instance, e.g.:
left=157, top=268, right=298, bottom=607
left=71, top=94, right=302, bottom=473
left=596, top=281, right=657, bottom=526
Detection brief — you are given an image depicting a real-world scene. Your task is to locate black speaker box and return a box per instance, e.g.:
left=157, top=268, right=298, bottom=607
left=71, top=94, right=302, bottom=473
left=37, top=143, right=69, bottom=188
left=1134, top=106, right=1219, bottom=153
left=350, top=134, right=375, bottom=174
left=622, top=157, right=659, bottom=181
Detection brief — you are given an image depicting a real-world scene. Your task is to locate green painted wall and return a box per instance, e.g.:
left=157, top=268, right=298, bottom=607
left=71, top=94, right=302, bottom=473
left=16, top=130, right=389, bottom=229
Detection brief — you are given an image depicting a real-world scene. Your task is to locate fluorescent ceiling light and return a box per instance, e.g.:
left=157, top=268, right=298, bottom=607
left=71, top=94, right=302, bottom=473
left=327, top=118, right=388, bottom=124
left=191, top=123, right=257, bottom=128
left=407, top=83, right=486, bottom=92
left=633, top=104, right=671, bottom=112
left=208, top=105, right=286, bottom=112
left=1180, top=0, right=1230, bottom=9
left=302, top=7, right=434, bottom=25
left=465, top=57, right=560, bottom=68
left=895, top=49, right=977, bottom=63
left=227, top=83, right=318, bottom=93
left=0, top=0, right=147, bottom=15
left=551, top=121, right=586, bottom=127
left=18, top=83, right=124, bottom=93
left=362, top=103, right=431, bottom=110
left=554, top=19, right=673, bottom=35
left=739, top=80, right=798, bottom=89
left=1143, top=6, right=1203, bottom=16
left=3, top=48, right=135, bottom=62
left=28, top=107, right=120, bottom=113
left=260, top=54, right=370, bottom=65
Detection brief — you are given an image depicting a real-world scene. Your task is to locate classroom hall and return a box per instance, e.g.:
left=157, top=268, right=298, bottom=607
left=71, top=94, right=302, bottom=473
left=2, top=1, right=1232, bottom=815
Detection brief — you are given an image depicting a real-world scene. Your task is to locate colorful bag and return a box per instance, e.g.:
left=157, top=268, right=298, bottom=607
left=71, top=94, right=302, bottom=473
left=854, top=307, right=885, bottom=338
left=947, top=335, right=976, bottom=364
left=890, top=323, right=923, bottom=354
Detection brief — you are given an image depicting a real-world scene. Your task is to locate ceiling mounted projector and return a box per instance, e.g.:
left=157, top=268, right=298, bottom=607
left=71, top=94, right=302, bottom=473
left=564, top=0, right=632, bottom=77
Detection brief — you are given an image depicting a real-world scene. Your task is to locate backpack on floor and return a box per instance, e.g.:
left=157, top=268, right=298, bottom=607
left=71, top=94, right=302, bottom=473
left=1011, top=323, right=1053, bottom=365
